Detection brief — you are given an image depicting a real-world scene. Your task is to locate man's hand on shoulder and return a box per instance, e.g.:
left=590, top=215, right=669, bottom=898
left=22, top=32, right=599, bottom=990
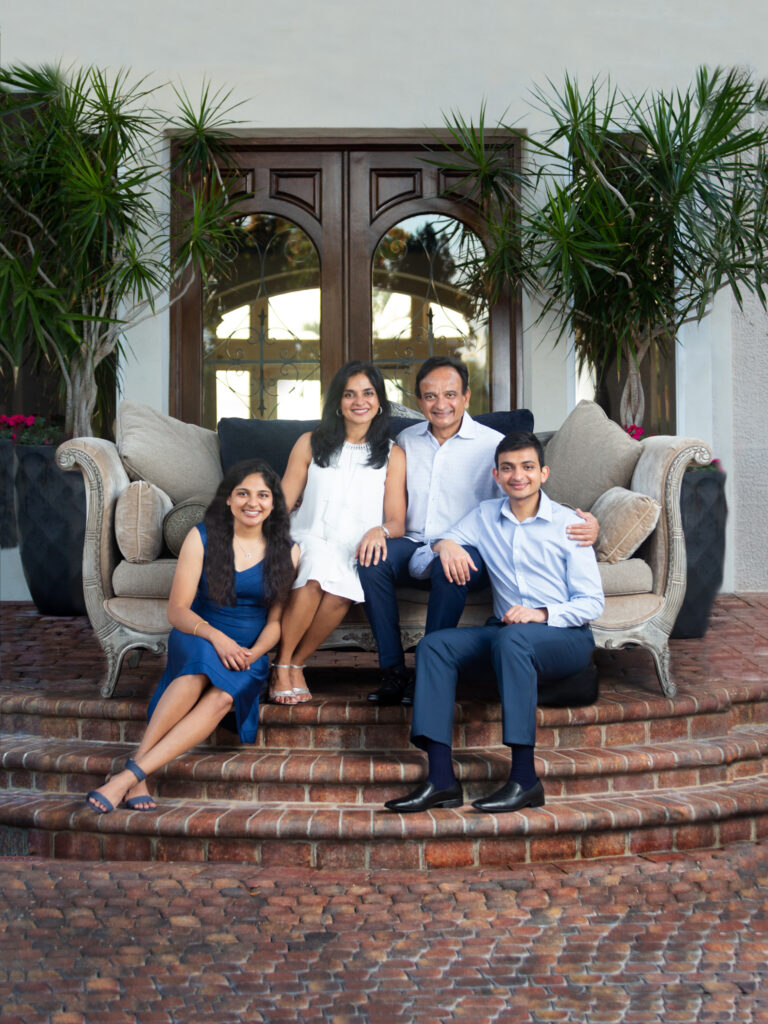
left=501, top=605, right=548, bottom=625
left=433, top=539, right=478, bottom=585
left=566, top=509, right=599, bottom=547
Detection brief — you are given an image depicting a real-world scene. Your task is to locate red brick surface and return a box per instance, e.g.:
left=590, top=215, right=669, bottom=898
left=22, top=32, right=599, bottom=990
left=3, top=845, right=768, bottom=1023
left=4, top=595, right=768, bottom=876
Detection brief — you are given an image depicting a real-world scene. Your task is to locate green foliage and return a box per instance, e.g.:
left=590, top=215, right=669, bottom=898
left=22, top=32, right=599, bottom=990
left=434, top=67, right=768, bottom=424
left=0, top=62, right=247, bottom=436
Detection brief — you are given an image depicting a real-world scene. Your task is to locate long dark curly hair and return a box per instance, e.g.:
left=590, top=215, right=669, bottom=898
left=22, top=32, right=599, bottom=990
left=203, top=459, right=295, bottom=607
left=310, top=361, right=392, bottom=470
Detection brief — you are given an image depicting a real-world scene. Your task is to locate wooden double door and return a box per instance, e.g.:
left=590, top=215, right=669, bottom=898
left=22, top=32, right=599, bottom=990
left=170, top=138, right=518, bottom=426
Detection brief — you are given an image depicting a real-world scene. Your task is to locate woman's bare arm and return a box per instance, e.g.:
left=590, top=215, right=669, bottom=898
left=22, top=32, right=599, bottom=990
left=281, top=432, right=313, bottom=512
left=356, top=443, right=407, bottom=566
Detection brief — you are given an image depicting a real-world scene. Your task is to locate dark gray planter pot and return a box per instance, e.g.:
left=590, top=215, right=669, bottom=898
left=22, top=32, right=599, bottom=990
left=14, top=444, right=87, bottom=615
left=671, top=468, right=727, bottom=639
left=0, top=439, right=17, bottom=548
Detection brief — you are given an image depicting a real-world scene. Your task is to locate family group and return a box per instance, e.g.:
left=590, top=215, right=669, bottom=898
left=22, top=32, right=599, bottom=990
left=85, top=356, right=604, bottom=817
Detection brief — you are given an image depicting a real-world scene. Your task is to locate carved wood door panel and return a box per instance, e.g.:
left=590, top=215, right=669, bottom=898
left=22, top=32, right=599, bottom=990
left=170, top=141, right=517, bottom=426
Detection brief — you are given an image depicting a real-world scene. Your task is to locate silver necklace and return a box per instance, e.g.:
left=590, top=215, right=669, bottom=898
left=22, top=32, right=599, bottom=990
left=235, top=537, right=259, bottom=560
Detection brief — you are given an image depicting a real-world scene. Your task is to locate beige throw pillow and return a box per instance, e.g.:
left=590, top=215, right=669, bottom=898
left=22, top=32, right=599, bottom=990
left=591, top=487, right=661, bottom=564
left=116, top=400, right=222, bottom=503
left=543, top=401, right=642, bottom=511
left=115, top=481, right=173, bottom=564
left=163, top=494, right=212, bottom=556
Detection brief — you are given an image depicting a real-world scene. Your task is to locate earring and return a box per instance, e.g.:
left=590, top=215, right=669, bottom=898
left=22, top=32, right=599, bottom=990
left=376, top=407, right=383, bottom=416
left=336, top=408, right=342, bottom=417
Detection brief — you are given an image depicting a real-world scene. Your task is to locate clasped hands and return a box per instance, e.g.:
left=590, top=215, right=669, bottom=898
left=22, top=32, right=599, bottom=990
left=210, top=631, right=258, bottom=671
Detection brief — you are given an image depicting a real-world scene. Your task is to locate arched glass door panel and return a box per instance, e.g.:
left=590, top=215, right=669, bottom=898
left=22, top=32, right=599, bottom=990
left=371, top=215, right=489, bottom=412
left=202, top=214, right=321, bottom=426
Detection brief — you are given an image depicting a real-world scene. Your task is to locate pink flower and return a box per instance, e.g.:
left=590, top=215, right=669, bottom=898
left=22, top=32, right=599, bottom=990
left=624, top=424, right=645, bottom=441
left=25, top=415, right=36, bottom=427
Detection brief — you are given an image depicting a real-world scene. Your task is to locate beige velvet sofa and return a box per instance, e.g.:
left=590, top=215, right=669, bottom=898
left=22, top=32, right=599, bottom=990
left=57, top=400, right=711, bottom=699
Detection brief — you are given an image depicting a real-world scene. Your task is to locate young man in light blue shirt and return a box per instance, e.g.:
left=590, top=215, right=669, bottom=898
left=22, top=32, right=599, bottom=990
left=359, top=357, right=598, bottom=706
left=384, top=430, right=604, bottom=815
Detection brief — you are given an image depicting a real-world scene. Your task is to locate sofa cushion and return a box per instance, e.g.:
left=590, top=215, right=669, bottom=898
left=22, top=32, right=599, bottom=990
left=218, top=415, right=424, bottom=477
left=117, top=400, right=222, bottom=503
left=218, top=417, right=319, bottom=477
left=591, top=487, right=661, bottom=564
left=543, top=401, right=642, bottom=511
left=474, top=409, right=534, bottom=435
left=163, top=495, right=211, bottom=556
left=598, top=558, right=653, bottom=596
left=114, top=481, right=173, bottom=564
left=593, top=592, right=664, bottom=629
left=104, top=596, right=173, bottom=632
left=112, top=559, right=177, bottom=598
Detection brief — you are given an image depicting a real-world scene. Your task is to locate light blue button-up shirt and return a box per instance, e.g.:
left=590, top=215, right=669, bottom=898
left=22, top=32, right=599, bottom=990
left=397, top=413, right=503, bottom=545
left=446, top=492, right=605, bottom=628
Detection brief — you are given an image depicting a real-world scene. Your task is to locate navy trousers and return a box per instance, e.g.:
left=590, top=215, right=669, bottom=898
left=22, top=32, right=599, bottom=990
left=411, top=621, right=595, bottom=748
left=358, top=538, right=489, bottom=668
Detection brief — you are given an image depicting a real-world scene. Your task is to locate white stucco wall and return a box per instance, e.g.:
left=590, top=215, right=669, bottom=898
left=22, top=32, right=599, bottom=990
left=730, top=293, right=768, bottom=590
left=2, top=0, right=768, bottom=589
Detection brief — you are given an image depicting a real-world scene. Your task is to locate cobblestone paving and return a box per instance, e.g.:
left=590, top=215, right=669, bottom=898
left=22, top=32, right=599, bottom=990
left=3, top=842, right=768, bottom=1024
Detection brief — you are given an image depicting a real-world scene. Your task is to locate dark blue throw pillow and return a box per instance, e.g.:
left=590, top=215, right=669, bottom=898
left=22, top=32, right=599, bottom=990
left=474, top=409, right=534, bottom=436
left=218, top=415, right=426, bottom=477
left=218, top=418, right=320, bottom=478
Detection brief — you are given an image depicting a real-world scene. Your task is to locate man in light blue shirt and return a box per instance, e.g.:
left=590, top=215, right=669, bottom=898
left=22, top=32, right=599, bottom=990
left=359, top=356, right=598, bottom=707
left=384, top=430, right=604, bottom=815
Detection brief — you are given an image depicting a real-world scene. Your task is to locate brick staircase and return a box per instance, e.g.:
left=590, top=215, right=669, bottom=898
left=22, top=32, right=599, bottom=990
left=3, top=648, right=768, bottom=868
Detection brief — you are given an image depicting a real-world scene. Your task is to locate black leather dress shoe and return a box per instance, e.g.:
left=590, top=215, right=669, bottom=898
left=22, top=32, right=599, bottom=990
left=384, top=780, right=463, bottom=813
left=367, top=666, right=413, bottom=706
left=472, top=779, right=545, bottom=814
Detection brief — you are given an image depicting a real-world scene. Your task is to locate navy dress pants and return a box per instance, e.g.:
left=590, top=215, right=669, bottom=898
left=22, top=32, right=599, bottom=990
left=411, top=621, right=595, bottom=749
left=358, top=538, right=489, bottom=668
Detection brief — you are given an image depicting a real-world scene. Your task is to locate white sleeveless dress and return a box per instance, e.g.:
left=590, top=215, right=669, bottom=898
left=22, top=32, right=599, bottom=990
left=291, top=440, right=391, bottom=602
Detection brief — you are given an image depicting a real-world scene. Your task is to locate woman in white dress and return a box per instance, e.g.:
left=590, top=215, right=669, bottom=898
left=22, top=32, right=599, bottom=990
left=272, top=361, right=407, bottom=703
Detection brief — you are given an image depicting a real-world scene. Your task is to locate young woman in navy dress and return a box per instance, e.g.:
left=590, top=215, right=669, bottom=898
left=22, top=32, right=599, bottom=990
left=86, top=458, right=298, bottom=813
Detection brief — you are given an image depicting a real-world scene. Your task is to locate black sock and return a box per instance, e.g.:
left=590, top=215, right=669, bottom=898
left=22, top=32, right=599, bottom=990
left=425, top=740, right=456, bottom=790
left=507, top=744, right=538, bottom=790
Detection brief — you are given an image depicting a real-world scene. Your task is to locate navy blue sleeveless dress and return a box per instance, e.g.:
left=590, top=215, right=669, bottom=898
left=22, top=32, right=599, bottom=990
left=147, top=524, right=269, bottom=743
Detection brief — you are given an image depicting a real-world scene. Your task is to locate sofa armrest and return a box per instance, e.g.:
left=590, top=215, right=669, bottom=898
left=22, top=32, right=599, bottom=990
left=57, top=438, right=131, bottom=631
left=630, top=435, right=712, bottom=621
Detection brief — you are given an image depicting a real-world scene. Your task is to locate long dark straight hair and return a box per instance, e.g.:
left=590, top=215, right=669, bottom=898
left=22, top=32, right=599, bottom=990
left=203, top=459, right=295, bottom=607
left=310, top=360, right=392, bottom=470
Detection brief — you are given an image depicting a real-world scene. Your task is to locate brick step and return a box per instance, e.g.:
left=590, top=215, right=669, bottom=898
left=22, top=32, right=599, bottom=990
left=4, top=676, right=768, bottom=751
left=2, top=775, right=768, bottom=868
left=3, top=725, right=767, bottom=805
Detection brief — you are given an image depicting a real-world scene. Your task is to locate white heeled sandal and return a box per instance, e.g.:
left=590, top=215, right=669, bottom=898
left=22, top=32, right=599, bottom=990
left=269, top=663, right=300, bottom=703
left=289, top=663, right=312, bottom=703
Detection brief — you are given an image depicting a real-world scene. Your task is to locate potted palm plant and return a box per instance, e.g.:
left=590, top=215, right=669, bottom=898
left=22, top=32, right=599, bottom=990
left=432, top=67, right=768, bottom=635
left=434, top=67, right=768, bottom=430
left=0, top=63, right=246, bottom=613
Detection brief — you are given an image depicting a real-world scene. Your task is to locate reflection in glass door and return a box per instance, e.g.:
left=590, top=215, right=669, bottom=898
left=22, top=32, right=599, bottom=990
left=371, top=214, right=489, bottom=412
left=202, top=214, right=322, bottom=427
left=172, top=141, right=517, bottom=424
